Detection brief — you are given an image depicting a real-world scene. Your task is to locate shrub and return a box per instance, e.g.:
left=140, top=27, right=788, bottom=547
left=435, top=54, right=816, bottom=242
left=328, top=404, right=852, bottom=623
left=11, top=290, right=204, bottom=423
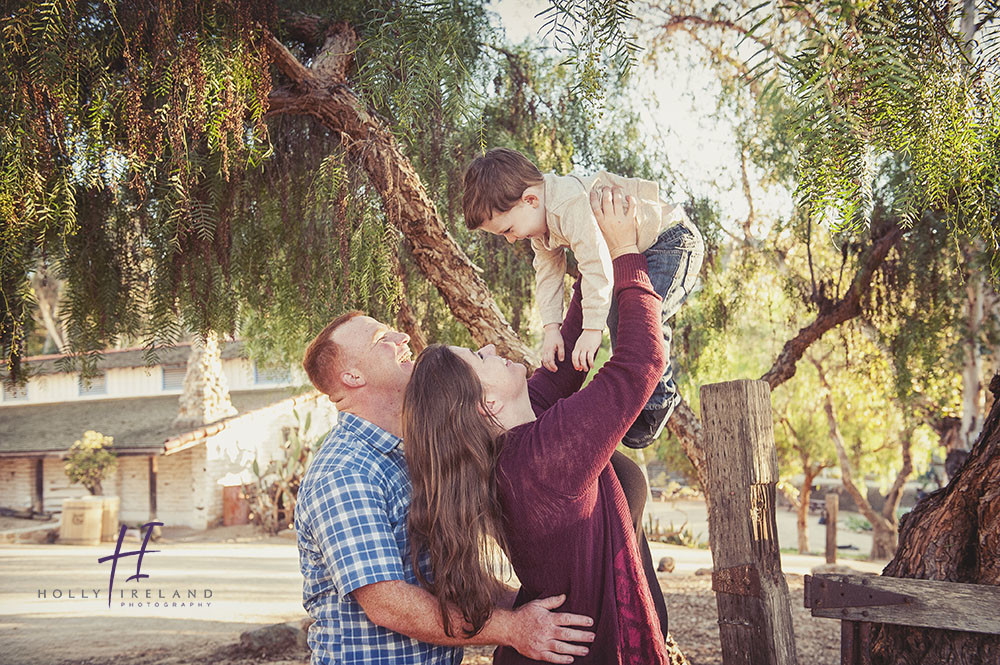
left=64, top=431, right=118, bottom=495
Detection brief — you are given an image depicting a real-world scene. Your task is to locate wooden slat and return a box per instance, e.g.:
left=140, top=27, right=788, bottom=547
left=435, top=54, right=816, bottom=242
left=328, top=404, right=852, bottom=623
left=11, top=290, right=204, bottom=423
left=808, top=574, right=1000, bottom=634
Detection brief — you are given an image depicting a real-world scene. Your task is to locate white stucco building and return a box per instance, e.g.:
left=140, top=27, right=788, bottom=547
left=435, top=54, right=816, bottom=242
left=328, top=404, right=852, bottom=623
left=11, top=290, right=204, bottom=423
left=0, top=342, right=337, bottom=529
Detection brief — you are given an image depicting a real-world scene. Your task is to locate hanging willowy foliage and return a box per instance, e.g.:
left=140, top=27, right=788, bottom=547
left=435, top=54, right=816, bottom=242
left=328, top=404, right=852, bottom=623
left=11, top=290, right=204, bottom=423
left=575, top=0, right=999, bottom=257
left=1, top=0, right=656, bottom=382
left=771, top=0, right=1000, bottom=245
left=1, top=0, right=499, bottom=378
left=2, top=0, right=276, bottom=378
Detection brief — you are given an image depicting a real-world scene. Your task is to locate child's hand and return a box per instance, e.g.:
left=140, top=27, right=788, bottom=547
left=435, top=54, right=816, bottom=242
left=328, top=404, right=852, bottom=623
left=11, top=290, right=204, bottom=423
left=541, top=323, right=564, bottom=372
left=571, top=329, right=603, bottom=372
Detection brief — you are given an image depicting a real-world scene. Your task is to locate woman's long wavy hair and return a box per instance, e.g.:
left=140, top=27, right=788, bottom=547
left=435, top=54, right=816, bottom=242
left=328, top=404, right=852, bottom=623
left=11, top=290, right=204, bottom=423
left=402, top=344, right=510, bottom=638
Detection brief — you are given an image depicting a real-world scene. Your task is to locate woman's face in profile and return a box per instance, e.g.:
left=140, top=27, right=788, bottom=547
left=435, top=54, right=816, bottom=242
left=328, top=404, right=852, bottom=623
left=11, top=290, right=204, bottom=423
left=448, top=344, right=527, bottom=404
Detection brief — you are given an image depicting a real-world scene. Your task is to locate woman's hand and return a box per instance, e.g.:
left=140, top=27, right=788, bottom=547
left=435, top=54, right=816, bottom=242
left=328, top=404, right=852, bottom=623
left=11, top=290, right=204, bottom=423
left=590, top=185, right=639, bottom=259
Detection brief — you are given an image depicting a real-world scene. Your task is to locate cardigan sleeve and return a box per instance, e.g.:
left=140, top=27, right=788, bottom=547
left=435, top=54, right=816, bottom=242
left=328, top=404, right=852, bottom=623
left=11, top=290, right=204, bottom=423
left=527, top=279, right=587, bottom=413
left=518, top=254, right=666, bottom=497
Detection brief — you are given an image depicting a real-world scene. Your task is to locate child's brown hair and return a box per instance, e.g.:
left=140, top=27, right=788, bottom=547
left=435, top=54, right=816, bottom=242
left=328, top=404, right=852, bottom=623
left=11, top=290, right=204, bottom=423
left=462, top=148, right=543, bottom=229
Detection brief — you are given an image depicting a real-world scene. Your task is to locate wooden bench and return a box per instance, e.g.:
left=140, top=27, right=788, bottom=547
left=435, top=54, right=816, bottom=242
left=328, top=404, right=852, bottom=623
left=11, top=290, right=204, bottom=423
left=803, top=573, right=1000, bottom=664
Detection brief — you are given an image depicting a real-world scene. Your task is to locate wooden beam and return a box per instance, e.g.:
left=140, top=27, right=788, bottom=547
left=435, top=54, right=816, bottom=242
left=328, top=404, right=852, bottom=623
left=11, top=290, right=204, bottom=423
left=32, top=458, right=44, bottom=514
left=149, top=456, right=158, bottom=519
left=700, top=379, right=798, bottom=665
left=841, top=621, right=873, bottom=665
left=806, top=574, right=1000, bottom=634
left=825, top=493, right=839, bottom=564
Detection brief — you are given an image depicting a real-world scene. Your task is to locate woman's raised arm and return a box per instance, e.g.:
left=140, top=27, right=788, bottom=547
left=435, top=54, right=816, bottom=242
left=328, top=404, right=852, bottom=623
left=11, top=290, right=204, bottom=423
left=522, top=188, right=666, bottom=497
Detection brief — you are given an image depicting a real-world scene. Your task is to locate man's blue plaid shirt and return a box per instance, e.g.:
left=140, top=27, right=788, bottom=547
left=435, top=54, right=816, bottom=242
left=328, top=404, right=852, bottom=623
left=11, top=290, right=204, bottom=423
left=295, top=412, right=461, bottom=665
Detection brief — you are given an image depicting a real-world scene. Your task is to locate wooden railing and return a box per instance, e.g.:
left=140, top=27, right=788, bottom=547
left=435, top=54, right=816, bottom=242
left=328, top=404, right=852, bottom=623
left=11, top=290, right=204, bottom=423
left=803, top=573, right=1000, bottom=665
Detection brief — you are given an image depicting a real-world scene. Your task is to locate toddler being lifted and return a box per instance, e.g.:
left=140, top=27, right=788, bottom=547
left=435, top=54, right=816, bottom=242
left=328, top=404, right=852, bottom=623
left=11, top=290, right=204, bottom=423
left=463, top=148, right=704, bottom=448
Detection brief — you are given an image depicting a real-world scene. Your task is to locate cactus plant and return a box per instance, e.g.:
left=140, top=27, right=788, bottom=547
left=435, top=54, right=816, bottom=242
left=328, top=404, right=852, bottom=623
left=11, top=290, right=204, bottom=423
left=244, top=409, right=321, bottom=534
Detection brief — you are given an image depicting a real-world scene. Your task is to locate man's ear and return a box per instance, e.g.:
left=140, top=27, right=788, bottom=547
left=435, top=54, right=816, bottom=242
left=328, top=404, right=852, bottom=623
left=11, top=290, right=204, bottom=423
left=522, top=188, right=540, bottom=208
left=341, top=369, right=366, bottom=389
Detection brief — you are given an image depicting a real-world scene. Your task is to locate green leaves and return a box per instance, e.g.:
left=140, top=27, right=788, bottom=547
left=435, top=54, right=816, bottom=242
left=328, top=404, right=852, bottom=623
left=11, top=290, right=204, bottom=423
left=1, top=0, right=274, bottom=375
left=64, top=429, right=118, bottom=495
left=538, top=0, right=641, bottom=106
left=772, top=0, right=1000, bottom=254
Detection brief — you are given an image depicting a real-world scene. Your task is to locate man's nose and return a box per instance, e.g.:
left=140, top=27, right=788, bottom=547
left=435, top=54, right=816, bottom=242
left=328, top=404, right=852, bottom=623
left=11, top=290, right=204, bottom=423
left=479, top=344, right=497, bottom=357
left=393, top=331, right=410, bottom=345
left=505, top=234, right=517, bottom=244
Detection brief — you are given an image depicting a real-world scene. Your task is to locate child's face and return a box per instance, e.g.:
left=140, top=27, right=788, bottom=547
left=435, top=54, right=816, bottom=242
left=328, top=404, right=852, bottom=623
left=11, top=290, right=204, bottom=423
left=480, top=191, right=547, bottom=244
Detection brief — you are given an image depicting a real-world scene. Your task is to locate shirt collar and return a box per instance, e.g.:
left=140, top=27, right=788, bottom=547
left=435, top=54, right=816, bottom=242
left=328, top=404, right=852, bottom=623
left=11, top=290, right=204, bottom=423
left=338, top=412, right=402, bottom=454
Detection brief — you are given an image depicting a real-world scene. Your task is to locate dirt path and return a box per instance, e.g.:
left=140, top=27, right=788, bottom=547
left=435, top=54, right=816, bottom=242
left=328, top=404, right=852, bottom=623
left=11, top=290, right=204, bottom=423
left=2, top=524, right=878, bottom=665
left=45, top=574, right=843, bottom=665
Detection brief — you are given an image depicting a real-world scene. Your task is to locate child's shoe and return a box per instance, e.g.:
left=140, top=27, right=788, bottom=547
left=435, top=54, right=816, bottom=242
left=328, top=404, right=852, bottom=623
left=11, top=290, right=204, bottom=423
left=621, top=404, right=672, bottom=449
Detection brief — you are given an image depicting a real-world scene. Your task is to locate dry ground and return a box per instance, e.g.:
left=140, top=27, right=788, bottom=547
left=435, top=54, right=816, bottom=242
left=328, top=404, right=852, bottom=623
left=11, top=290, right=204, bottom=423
left=54, top=573, right=840, bottom=665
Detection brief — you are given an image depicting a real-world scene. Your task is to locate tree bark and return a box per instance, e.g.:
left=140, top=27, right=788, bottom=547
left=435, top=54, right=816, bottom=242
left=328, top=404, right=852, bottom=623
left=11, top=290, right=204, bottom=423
left=30, top=266, right=67, bottom=353
left=665, top=399, right=709, bottom=497
left=263, top=27, right=532, bottom=365
left=870, top=373, right=1000, bottom=665
left=960, top=253, right=985, bottom=449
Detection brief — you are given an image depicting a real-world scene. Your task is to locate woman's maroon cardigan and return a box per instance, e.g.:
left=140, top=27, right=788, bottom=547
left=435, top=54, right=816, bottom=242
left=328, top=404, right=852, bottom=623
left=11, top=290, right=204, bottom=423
left=495, top=253, right=669, bottom=665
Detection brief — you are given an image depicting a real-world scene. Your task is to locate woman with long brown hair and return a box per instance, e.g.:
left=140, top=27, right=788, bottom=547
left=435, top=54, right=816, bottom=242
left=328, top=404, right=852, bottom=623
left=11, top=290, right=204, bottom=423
left=402, top=187, right=671, bottom=664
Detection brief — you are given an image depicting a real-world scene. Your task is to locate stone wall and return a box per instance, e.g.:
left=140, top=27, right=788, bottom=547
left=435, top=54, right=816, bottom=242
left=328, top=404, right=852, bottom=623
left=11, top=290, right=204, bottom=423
left=174, top=333, right=237, bottom=429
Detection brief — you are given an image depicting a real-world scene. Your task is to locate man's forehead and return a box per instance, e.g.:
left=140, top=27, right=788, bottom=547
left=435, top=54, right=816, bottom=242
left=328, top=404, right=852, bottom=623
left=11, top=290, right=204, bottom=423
left=332, top=316, right=384, bottom=345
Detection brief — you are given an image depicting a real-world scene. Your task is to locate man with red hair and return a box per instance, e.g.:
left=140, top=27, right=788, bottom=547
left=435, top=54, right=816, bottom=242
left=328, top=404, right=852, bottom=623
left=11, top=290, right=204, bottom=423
left=296, top=312, right=595, bottom=665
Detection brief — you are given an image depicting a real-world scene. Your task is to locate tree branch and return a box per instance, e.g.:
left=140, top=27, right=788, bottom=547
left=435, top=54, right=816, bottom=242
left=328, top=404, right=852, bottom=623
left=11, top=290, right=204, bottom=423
left=760, top=222, right=904, bottom=388
left=657, top=14, right=776, bottom=54
left=882, top=430, right=914, bottom=521
left=811, top=354, right=881, bottom=527
left=263, top=31, right=534, bottom=365
left=665, top=398, right=708, bottom=495
left=267, top=35, right=319, bottom=89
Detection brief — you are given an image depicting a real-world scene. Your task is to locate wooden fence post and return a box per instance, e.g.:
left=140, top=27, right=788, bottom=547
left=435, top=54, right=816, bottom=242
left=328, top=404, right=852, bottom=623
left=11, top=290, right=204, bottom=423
left=825, top=493, right=839, bottom=565
left=700, top=379, right=798, bottom=665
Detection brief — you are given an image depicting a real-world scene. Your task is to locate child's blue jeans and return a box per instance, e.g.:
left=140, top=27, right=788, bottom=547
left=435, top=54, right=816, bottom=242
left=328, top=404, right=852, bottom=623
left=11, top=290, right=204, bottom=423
left=607, top=218, right=704, bottom=420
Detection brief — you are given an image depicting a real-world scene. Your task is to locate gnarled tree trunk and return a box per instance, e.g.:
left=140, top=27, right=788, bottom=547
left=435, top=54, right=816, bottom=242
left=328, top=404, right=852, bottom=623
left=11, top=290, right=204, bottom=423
left=871, top=373, right=1000, bottom=664
left=263, top=23, right=532, bottom=365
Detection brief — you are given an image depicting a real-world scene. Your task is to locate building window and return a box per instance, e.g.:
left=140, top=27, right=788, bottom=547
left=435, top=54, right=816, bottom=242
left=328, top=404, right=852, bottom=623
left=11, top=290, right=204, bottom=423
left=162, top=364, right=187, bottom=391
left=253, top=361, right=291, bottom=385
left=2, top=382, right=28, bottom=402
left=78, top=373, right=107, bottom=396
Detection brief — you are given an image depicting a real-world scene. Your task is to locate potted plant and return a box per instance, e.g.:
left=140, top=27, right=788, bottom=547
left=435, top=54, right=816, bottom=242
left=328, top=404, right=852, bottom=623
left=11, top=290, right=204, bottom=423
left=62, top=431, right=119, bottom=543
